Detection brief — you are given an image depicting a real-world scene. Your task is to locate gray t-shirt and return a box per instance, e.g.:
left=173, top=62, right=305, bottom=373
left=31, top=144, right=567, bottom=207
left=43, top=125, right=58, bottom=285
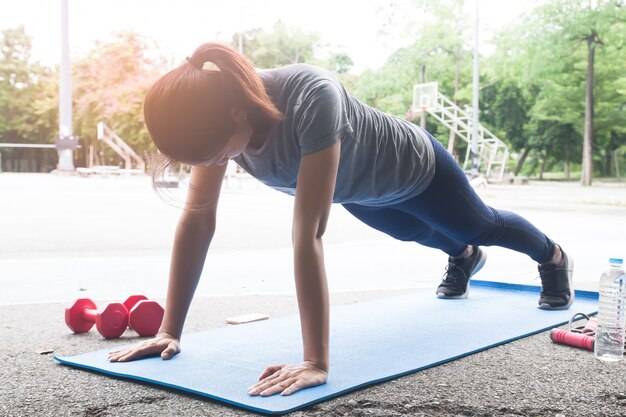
left=233, top=64, right=435, bottom=207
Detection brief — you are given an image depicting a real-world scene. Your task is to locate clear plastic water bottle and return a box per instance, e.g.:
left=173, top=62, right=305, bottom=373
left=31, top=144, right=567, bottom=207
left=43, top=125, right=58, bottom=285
left=594, top=258, right=626, bottom=362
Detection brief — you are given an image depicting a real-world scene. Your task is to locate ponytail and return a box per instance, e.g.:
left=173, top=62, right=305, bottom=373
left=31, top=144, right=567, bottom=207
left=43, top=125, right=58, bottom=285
left=187, top=43, right=282, bottom=132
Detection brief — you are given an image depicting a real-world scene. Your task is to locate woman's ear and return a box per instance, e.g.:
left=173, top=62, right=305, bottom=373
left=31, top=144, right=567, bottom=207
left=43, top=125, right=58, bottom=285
left=230, top=107, right=248, bottom=124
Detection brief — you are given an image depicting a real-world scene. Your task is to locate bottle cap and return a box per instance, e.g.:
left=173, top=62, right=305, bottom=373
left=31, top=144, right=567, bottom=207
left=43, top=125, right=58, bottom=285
left=609, top=258, right=624, bottom=265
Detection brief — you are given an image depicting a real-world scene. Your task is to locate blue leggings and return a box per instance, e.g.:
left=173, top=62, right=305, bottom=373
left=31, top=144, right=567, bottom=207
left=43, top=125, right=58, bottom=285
left=343, top=132, right=556, bottom=264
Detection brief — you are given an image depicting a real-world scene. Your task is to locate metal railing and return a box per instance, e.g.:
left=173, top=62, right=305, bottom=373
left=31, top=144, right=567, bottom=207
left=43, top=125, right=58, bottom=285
left=413, top=85, right=509, bottom=182
left=96, top=122, right=145, bottom=171
left=0, top=142, right=82, bottom=172
left=430, top=92, right=508, bottom=181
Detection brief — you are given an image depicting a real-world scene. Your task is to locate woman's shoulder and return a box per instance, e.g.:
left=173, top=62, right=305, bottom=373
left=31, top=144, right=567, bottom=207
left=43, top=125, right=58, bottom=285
left=258, top=64, right=347, bottom=115
left=261, top=64, right=341, bottom=88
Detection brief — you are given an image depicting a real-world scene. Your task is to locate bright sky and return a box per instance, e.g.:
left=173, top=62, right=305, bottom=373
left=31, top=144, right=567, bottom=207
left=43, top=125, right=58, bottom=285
left=1, top=0, right=542, bottom=73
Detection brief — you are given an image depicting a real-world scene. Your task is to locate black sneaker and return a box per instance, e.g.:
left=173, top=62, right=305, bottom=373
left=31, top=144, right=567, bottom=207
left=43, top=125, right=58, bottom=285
left=538, top=248, right=574, bottom=310
left=436, top=247, right=486, bottom=299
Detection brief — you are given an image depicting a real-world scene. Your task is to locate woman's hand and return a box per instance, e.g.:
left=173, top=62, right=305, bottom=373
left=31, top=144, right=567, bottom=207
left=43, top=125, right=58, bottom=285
left=248, top=361, right=328, bottom=397
left=107, top=332, right=180, bottom=362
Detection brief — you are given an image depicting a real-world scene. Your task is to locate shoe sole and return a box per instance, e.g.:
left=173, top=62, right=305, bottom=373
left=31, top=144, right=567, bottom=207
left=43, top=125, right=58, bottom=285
left=436, top=250, right=487, bottom=299
left=538, top=255, right=575, bottom=310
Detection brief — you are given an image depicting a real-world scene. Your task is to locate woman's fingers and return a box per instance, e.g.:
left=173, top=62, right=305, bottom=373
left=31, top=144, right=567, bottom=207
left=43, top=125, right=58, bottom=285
left=108, top=338, right=179, bottom=362
left=161, top=340, right=181, bottom=360
left=252, top=373, right=307, bottom=397
left=109, top=346, right=148, bottom=362
left=115, top=351, right=138, bottom=362
left=249, top=362, right=328, bottom=397
left=107, top=348, right=133, bottom=361
left=249, top=372, right=290, bottom=396
left=257, top=364, right=284, bottom=381
left=280, top=381, right=302, bottom=396
left=249, top=370, right=283, bottom=392
left=259, top=377, right=297, bottom=397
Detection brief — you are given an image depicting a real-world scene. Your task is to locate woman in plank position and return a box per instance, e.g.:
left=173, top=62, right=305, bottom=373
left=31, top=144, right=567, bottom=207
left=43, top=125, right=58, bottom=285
left=108, top=42, right=574, bottom=396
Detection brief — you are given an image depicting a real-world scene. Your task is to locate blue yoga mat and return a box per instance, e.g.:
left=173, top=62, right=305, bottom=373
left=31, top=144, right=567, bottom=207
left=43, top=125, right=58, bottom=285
left=55, top=281, right=598, bottom=415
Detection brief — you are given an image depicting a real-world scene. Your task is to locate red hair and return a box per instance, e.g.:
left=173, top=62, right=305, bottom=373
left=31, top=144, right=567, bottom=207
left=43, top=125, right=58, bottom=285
left=144, top=42, right=282, bottom=166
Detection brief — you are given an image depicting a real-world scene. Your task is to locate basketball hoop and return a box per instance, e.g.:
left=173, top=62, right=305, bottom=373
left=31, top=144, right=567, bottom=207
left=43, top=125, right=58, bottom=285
left=412, top=82, right=438, bottom=113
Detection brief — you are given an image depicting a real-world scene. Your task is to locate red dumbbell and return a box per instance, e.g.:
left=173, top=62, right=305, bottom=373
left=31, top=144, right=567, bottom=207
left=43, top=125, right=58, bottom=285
left=65, top=299, right=128, bottom=339
left=122, top=295, right=165, bottom=337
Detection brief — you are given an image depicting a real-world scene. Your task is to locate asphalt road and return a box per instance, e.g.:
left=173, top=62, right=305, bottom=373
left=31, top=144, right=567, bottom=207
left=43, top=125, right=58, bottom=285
left=2, top=292, right=626, bottom=417
left=1, top=173, right=626, bottom=416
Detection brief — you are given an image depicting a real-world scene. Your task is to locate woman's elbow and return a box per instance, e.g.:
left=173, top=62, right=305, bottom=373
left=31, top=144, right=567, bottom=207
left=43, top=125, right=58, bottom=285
left=179, top=212, right=216, bottom=237
left=292, top=223, right=326, bottom=246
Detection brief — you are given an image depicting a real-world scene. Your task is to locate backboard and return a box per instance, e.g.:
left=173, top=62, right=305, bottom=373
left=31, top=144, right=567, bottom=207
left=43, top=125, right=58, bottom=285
left=412, top=82, right=438, bottom=113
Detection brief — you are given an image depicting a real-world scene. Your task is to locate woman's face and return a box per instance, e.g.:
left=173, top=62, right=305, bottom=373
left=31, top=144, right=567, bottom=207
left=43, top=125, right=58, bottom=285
left=198, top=110, right=252, bottom=166
left=214, top=129, right=250, bottom=166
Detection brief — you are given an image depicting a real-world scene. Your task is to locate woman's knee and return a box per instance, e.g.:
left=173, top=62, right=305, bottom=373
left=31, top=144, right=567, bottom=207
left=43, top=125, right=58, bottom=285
left=460, top=207, right=504, bottom=247
left=392, top=227, right=437, bottom=243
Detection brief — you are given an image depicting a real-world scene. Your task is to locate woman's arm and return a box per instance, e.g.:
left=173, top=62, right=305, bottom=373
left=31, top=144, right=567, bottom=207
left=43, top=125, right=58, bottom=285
left=248, top=141, right=340, bottom=396
left=109, top=163, right=227, bottom=362
left=292, top=142, right=340, bottom=371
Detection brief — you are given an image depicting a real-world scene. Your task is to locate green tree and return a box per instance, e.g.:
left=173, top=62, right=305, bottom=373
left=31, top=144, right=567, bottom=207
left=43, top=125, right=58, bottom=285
left=0, top=26, right=36, bottom=142
left=480, top=80, right=534, bottom=176
left=231, top=22, right=355, bottom=93
left=531, top=0, right=626, bottom=184
left=325, top=52, right=354, bottom=74
left=234, top=21, right=320, bottom=68
left=487, top=0, right=626, bottom=180
left=16, top=68, right=58, bottom=145
left=594, top=15, right=626, bottom=178
left=72, top=31, right=166, bottom=166
left=356, top=0, right=472, bottom=152
left=0, top=26, right=59, bottom=171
